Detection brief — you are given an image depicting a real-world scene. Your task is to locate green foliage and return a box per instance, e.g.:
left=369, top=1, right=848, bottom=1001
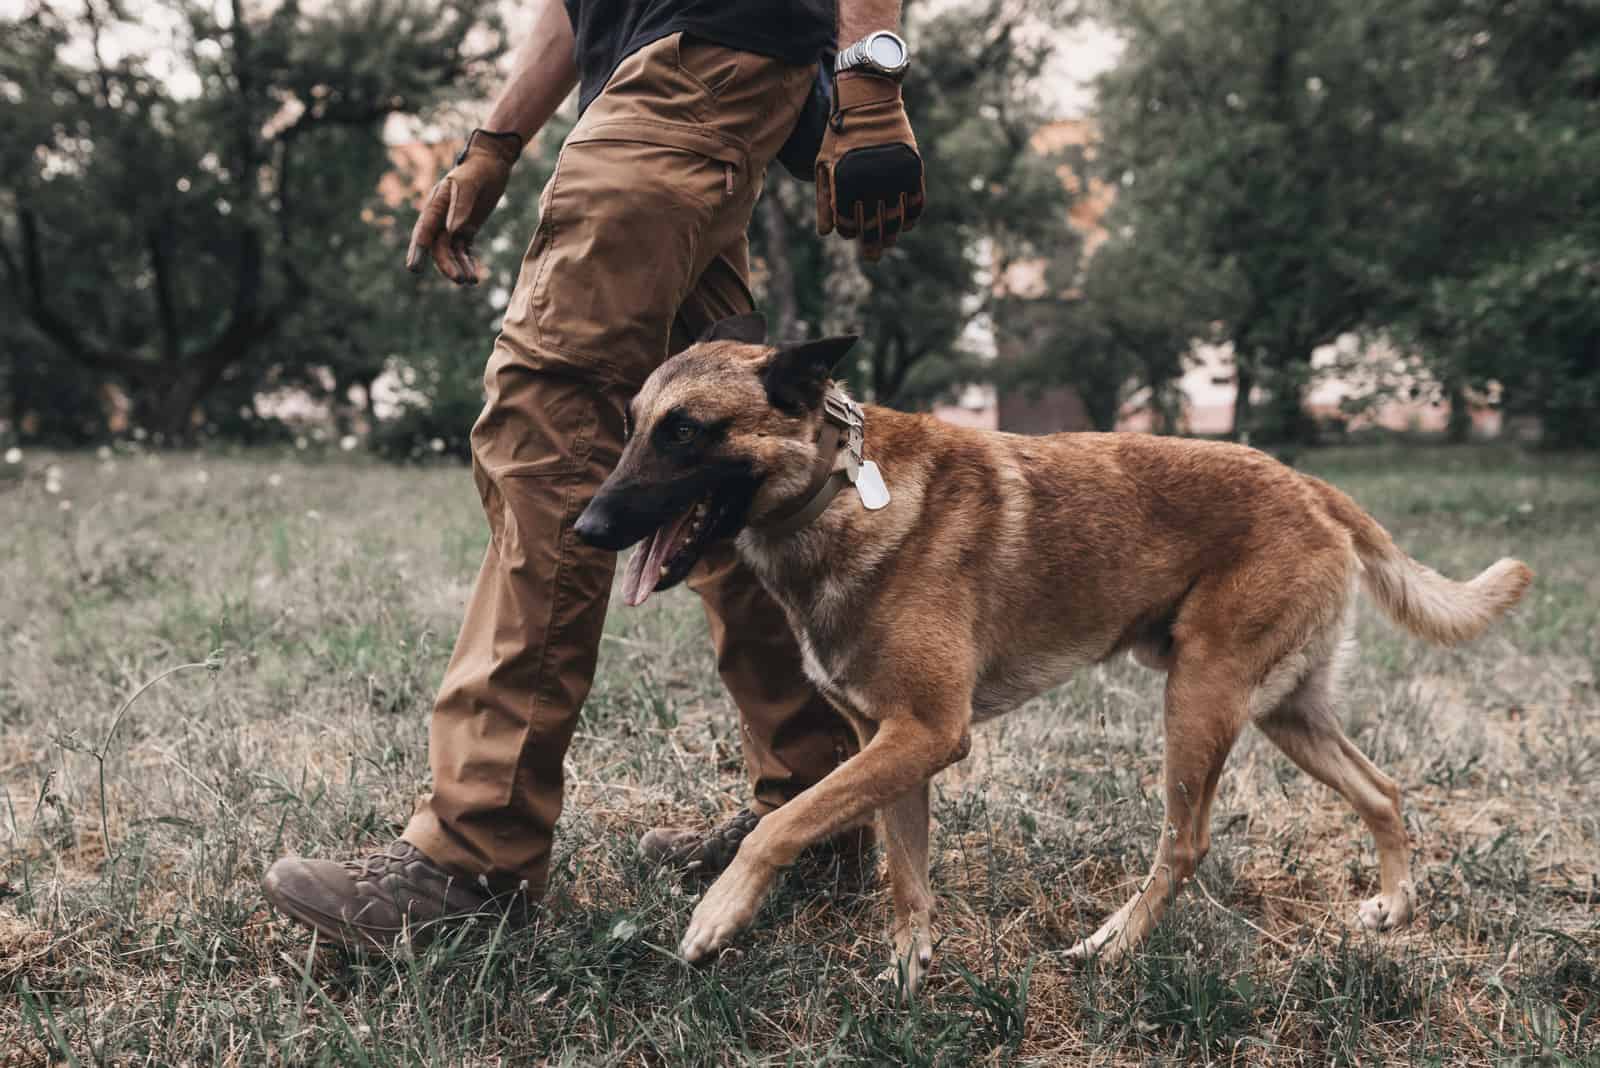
left=1089, top=0, right=1600, bottom=445
left=0, top=0, right=507, bottom=441
left=998, top=226, right=1221, bottom=430
left=1092, top=0, right=1435, bottom=442
left=1374, top=0, right=1600, bottom=449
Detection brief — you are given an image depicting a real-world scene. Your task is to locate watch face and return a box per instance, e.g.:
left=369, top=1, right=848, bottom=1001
left=867, top=34, right=907, bottom=70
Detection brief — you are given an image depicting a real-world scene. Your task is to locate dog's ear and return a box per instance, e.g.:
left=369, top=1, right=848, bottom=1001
left=762, top=335, right=858, bottom=413
left=699, top=313, right=767, bottom=345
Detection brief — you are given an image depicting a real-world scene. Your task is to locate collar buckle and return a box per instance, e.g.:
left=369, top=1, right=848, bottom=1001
left=822, top=388, right=864, bottom=481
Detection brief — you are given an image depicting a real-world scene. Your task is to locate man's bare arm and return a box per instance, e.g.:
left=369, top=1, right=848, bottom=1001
left=484, top=0, right=579, bottom=144
left=406, top=0, right=577, bottom=282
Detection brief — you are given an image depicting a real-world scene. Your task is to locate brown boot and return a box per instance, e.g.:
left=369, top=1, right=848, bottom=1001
left=262, top=840, right=526, bottom=949
left=640, top=808, right=876, bottom=878
left=640, top=808, right=762, bottom=875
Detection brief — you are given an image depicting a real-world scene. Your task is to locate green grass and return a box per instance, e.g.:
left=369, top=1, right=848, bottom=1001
left=1, top=442, right=1596, bottom=1065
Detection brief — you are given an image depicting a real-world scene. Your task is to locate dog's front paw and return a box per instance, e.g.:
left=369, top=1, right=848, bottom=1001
left=887, top=909, right=934, bottom=998
left=1358, top=881, right=1416, bottom=932
left=1064, top=899, right=1140, bottom=966
left=679, top=856, right=774, bottom=962
left=1065, top=926, right=1126, bottom=965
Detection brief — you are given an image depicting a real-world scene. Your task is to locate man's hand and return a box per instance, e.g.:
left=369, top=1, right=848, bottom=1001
left=815, top=72, right=925, bottom=262
left=405, top=130, right=523, bottom=285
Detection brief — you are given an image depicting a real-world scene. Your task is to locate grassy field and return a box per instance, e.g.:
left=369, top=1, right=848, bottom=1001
left=1, top=442, right=1596, bottom=1066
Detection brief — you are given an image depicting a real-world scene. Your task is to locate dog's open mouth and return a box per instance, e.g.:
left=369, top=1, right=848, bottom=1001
left=619, top=495, right=719, bottom=607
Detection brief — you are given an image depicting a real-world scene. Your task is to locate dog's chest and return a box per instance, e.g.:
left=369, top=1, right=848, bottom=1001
left=793, top=625, right=875, bottom=720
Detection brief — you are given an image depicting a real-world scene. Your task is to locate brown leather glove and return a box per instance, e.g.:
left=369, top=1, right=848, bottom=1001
left=815, top=72, right=926, bottom=262
left=405, top=129, right=523, bottom=285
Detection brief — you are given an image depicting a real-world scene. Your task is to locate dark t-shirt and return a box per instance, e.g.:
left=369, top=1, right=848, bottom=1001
left=566, top=0, right=837, bottom=112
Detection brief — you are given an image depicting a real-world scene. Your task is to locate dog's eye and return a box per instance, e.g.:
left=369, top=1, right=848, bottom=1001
left=673, top=422, right=697, bottom=443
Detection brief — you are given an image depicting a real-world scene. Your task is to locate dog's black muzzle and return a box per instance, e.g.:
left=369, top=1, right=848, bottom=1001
left=574, top=491, right=656, bottom=552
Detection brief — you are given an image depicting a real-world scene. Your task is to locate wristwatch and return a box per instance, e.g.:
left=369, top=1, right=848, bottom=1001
left=834, top=30, right=910, bottom=81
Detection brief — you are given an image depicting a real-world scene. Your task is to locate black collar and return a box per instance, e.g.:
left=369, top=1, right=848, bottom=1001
left=756, top=388, right=864, bottom=537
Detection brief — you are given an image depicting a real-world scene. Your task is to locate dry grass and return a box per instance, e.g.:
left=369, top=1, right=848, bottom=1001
left=1, top=442, right=1596, bottom=1065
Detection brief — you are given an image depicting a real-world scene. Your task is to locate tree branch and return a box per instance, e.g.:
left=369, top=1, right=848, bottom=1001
left=15, top=206, right=150, bottom=377
left=147, top=219, right=182, bottom=364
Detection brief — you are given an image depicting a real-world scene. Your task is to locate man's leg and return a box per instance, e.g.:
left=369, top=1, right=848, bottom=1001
left=264, top=33, right=822, bottom=944
left=401, top=358, right=626, bottom=894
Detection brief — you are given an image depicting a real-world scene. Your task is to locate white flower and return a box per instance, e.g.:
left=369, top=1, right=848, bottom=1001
left=195, top=470, right=210, bottom=485
left=1516, top=501, right=1534, bottom=514
left=267, top=473, right=284, bottom=488
left=340, top=434, right=359, bottom=452
left=3, top=447, right=20, bottom=464
left=132, top=427, right=148, bottom=441
left=1306, top=76, right=1325, bottom=94
left=294, top=436, right=308, bottom=450
left=429, top=437, right=446, bottom=453
left=306, top=509, right=321, bottom=520
left=96, top=445, right=113, bottom=461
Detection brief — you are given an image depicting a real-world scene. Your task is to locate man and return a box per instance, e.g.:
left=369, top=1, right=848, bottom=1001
left=262, top=0, right=926, bottom=945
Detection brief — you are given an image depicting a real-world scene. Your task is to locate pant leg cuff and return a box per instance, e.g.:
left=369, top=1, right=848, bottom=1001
left=401, top=806, right=549, bottom=899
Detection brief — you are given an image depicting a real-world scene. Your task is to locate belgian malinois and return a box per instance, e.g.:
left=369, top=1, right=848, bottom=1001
left=573, top=314, right=1532, bottom=993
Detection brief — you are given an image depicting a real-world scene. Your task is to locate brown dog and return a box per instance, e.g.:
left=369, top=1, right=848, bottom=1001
left=574, top=314, right=1533, bottom=993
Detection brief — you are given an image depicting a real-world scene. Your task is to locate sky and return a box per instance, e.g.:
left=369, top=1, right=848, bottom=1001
left=5, top=0, right=1121, bottom=123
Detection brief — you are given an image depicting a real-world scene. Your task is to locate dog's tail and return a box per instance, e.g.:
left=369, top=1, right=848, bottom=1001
left=1309, top=476, right=1533, bottom=644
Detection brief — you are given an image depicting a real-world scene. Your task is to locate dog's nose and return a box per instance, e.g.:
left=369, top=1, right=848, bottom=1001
left=574, top=502, right=613, bottom=547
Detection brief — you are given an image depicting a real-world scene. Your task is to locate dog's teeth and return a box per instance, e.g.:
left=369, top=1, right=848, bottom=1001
left=659, top=565, right=669, bottom=577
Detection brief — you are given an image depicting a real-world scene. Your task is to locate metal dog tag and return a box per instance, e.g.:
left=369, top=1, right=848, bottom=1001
left=856, top=460, right=890, bottom=510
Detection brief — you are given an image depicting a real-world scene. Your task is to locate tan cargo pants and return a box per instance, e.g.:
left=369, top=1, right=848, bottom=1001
left=402, top=33, right=850, bottom=894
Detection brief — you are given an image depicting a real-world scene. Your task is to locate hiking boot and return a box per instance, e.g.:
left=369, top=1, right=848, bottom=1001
left=262, top=840, right=525, bottom=949
left=641, top=808, right=762, bottom=875
left=640, top=807, right=876, bottom=878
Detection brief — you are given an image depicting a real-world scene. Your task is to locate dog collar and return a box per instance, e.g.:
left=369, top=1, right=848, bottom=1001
left=758, top=388, right=864, bottom=537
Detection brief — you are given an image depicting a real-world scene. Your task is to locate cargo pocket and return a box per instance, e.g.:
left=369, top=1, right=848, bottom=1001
left=517, top=119, right=750, bottom=387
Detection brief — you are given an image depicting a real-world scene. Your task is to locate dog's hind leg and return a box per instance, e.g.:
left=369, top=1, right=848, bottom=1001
left=1067, top=654, right=1249, bottom=963
left=1259, top=656, right=1415, bottom=931
left=881, top=779, right=934, bottom=997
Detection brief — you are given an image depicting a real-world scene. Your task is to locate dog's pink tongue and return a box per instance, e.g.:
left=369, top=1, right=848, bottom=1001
left=620, top=529, right=664, bottom=607
left=619, top=510, right=692, bottom=607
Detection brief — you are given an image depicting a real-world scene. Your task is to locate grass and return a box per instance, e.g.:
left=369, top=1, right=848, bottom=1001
left=1, top=441, right=1596, bottom=1065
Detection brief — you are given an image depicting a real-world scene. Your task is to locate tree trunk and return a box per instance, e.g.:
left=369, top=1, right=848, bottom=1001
left=135, top=364, right=219, bottom=441
left=1445, top=376, right=1472, bottom=444
left=1267, top=366, right=1316, bottom=445
left=149, top=379, right=200, bottom=441
left=1231, top=359, right=1253, bottom=443
left=759, top=194, right=799, bottom=339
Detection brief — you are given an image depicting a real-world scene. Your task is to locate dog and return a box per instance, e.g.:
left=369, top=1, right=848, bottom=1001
left=573, top=313, right=1532, bottom=993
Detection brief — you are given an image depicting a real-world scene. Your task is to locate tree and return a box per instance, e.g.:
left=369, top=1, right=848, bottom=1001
left=1090, top=0, right=1600, bottom=448
left=0, top=0, right=505, bottom=440
left=998, top=226, right=1220, bottom=431
left=1091, top=0, right=1437, bottom=443
left=1369, top=0, right=1600, bottom=448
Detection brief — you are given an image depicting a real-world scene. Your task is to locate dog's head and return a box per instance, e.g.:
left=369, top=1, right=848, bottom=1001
left=574, top=313, right=857, bottom=606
